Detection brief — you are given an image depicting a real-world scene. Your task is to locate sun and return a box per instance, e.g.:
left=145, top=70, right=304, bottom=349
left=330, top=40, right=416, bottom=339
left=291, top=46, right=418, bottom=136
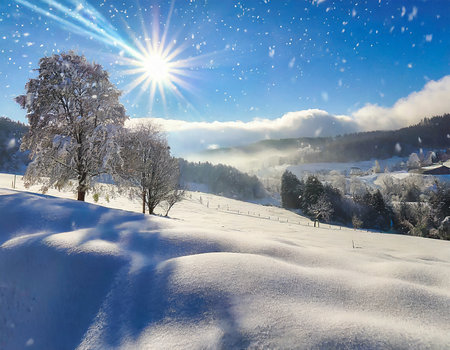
left=141, top=52, right=171, bottom=84
left=108, top=2, right=208, bottom=114
left=120, top=38, right=197, bottom=114
left=14, top=0, right=206, bottom=115
left=120, top=43, right=189, bottom=113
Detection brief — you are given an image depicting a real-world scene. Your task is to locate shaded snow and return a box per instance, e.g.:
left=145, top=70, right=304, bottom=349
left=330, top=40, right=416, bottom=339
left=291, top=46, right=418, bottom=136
left=1, top=174, right=450, bottom=349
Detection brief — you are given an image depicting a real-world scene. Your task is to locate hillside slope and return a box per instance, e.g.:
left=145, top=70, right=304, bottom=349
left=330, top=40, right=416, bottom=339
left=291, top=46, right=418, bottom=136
left=198, top=114, right=450, bottom=168
left=1, top=180, right=450, bottom=349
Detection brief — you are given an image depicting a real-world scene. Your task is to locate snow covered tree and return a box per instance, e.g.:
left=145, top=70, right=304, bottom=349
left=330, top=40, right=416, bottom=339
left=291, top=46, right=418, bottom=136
left=352, top=214, right=363, bottom=229
left=16, top=52, right=127, bottom=201
left=117, top=125, right=180, bottom=214
left=430, top=181, right=450, bottom=228
left=407, top=153, right=421, bottom=170
left=309, top=194, right=334, bottom=223
left=349, top=177, right=367, bottom=197
left=329, top=170, right=347, bottom=195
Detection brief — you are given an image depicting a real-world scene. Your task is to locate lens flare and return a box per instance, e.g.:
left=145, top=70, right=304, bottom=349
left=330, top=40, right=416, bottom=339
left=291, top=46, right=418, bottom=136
left=13, top=0, right=209, bottom=114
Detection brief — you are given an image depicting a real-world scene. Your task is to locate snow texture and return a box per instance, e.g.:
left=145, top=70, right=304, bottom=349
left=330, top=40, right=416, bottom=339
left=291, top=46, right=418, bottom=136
left=1, top=173, right=450, bottom=349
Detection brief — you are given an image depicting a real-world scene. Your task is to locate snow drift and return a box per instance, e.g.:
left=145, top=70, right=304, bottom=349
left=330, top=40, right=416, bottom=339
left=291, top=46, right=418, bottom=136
left=1, top=186, right=450, bottom=349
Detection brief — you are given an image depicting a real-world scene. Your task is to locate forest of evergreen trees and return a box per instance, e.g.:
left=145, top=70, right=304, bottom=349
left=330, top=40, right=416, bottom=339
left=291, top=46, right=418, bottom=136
left=314, top=114, right=450, bottom=162
left=178, top=159, right=267, bottom=201
left=0, top=117, right=29, bottom=173
left=281, top=170, right=450, bottom=240
left=205, top=114, right=450, bottom=164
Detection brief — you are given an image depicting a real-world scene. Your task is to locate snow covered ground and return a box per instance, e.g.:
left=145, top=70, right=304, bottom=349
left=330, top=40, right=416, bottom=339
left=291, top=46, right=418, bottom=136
left=287, top=158, right=401, bottom=175
left=1, top=173, right=450, bottom=349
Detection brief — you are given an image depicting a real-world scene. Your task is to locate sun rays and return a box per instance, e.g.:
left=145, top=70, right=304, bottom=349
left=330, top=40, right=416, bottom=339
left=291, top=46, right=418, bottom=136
left=13, top=0, right=204, bottom=115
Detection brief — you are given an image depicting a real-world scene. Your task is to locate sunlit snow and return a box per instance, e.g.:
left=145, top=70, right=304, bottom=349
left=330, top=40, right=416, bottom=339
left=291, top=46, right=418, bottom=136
left=1, top=174, right=449, bottom=349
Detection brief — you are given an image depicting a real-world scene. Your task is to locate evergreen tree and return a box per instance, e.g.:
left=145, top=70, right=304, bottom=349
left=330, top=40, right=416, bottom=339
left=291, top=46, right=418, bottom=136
left=430, top=181, right=450, bottom=232
left=280, top=170, right=303, bottom=208
left=302, top=175, right=324, bottom=212
left=359, top=190, right=392, bottom=230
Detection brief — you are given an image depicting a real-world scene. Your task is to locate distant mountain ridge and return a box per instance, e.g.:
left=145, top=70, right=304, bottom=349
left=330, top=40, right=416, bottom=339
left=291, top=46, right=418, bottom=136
left=201, top=114, right=450, bottom=164
left=3, top=114, right=450, bottom=173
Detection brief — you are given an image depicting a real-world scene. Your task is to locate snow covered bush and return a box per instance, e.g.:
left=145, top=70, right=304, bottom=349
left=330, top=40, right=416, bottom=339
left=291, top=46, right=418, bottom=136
left=16, top=52, right=127, bottom=200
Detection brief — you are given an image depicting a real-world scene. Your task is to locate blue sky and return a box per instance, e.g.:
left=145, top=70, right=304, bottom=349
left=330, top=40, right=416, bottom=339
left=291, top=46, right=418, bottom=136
left=1, top=0, right=450, bottom=153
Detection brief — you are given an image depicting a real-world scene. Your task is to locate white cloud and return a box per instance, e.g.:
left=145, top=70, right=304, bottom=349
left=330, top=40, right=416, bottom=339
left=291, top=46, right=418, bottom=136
left=352, top=75, right=450, bottom=131
left=127, top=75, right=450, bottom=156
left=127, top=110, right=358, bottom=156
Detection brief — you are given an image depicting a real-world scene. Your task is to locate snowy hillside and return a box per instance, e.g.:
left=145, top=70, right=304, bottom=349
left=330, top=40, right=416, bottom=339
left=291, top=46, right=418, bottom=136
left=1, top=174, right=450, bottom=349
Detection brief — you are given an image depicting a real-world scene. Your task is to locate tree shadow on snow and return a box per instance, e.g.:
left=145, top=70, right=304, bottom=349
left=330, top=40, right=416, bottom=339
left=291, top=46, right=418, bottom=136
left=0, top=191, right=251, bottom=349
left=97, top=258, right=251, bottom=349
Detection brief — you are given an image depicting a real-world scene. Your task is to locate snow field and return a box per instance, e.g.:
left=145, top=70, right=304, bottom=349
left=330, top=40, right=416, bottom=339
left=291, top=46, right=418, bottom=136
left=1, top=173, right=450, bottom=349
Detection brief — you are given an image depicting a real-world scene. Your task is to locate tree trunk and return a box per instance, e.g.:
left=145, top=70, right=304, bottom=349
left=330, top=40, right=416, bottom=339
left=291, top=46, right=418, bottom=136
left=77, top=189, right=86, bottom=201
left=147, top=199, right=155, bottom=215
left=77, top=171, right=87, bottom=201
left=142, top=190, right=146, bottom=214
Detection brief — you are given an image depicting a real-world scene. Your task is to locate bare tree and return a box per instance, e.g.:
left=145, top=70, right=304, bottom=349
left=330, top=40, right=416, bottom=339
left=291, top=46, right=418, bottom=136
left=161, top=187, right=186, bottom=217
left=16, top=52, right=127, bottom=200
left=117, top=125, right=180, bottom=215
